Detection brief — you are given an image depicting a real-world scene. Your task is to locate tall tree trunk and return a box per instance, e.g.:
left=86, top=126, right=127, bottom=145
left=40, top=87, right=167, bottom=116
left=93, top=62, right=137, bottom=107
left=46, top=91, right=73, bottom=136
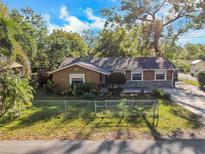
left=152, top=20, right=163, bottom=57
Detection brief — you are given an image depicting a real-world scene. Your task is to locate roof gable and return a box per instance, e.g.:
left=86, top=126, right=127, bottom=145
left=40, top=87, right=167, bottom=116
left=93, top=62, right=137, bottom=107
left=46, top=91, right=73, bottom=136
left=50, top=61, right=110, bottom=75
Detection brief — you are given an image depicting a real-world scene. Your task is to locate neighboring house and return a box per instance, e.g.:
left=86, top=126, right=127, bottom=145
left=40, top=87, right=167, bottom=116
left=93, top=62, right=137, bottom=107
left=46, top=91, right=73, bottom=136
left=190, top=57, right=205, bottom=76
left=0, top=56, right=23, bottom=70
left=50, top=57, right=177, bottom=91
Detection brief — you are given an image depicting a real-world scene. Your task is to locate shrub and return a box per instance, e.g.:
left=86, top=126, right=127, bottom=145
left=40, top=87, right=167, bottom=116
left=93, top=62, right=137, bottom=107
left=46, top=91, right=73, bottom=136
left=37, top=69, right=50, bottom=87
left=108, top=87, right=123, bottom=96
left=198, top=72, right=205, bottom=89
left=44, top=80, right=53, bottom=93
left=52, top=84, right=67, bottom=95
left=151, top=88, right=170, bottom=100
left=107, top=72, right=126, bottom=95
left=107, top=72, right=127, bottom=87
left=83, top=93, right=96, bottom=99
left=70, top=83, right=98, bottom=96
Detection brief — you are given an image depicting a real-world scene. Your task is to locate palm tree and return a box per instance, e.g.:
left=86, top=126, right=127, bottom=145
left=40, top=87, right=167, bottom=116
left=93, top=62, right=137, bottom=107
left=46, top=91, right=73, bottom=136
left=0, top=71, right=33, bottom=118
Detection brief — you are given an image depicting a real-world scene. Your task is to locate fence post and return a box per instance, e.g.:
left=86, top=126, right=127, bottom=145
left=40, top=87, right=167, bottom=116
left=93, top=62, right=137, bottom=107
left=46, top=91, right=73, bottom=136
left=64, top=101, right=67, bottom=112
left=132, top=99, right=134, bottom=111
left=95, top=101, right=96, bottom=115
left=123, top=100, right=125, bottom=117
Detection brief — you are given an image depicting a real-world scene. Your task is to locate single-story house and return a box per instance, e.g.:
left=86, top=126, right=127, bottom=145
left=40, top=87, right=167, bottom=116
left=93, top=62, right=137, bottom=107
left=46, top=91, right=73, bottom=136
left=190, top=57, right=205, bottom=76
left=50, top=57, right=177, bottom=91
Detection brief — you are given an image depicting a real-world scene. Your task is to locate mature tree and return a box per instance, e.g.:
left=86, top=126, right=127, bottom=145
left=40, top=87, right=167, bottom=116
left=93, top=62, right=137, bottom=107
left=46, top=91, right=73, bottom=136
left=0, top=3, right=31, bottom=77
left=45, top=30, right=88, bottom=70
left=81, top=30, right=99, bottom=58
left=96, top=27, right=143, bottom=57
left=102, top=0, right=205, bottom=56
left=183, top=43, right=205, bottom=60
left=10, top=8, right=48, bottom=70
left=0, top=3, right=34, bottom=118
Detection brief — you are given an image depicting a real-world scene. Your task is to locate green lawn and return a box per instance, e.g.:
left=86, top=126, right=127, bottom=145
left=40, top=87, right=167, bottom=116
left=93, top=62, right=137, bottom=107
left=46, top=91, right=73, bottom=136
left=178, top=78, right=200, bottom=87
left=0, top=99, right=201, bottom=140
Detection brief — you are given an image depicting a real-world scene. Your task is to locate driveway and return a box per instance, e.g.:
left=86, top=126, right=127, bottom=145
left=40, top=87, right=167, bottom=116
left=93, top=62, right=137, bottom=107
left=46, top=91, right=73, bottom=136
left=0, top=140, right=205, bottom=154
left=178, top=73, right=198, bottom=81
left=164, top=82, right=205, bottom=118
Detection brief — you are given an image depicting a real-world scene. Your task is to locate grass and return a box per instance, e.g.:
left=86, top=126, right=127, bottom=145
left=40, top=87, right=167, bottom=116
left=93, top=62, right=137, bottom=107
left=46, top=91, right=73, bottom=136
left=0, top=99, right=202, bottom=140
left=179, top=78, right=200, bottom=86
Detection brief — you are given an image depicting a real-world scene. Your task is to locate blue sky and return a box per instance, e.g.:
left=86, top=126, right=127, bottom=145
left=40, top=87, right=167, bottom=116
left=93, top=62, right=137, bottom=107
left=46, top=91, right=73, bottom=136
left=2, top=0, right=205, bottom=45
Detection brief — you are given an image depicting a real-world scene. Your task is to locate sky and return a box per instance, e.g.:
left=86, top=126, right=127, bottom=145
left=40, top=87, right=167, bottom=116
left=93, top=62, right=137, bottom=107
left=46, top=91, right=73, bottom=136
left=2, top=0, right=205, bottom=45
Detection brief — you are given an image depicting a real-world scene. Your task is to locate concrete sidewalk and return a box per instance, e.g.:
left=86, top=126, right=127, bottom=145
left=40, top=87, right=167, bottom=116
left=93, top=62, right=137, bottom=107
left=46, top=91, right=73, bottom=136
left=0, top=140, right=205, bottom=154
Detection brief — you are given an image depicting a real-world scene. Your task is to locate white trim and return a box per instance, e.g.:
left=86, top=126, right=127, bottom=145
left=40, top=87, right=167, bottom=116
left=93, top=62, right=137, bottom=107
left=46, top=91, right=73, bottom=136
left=50, top=62, right=110, bottom=75
left=69, top=74, right=85, bottom=85
left=154, top=70, right=167, bottom=81
left=131, top=70, right=143, bottom=81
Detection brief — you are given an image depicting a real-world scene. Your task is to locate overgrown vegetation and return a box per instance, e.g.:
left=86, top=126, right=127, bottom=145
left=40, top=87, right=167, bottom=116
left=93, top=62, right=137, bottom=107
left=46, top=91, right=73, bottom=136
left=151, top=88, right=171, bottom=100
left=0, top=71, right=33, bottom=118
left=198, top=72, right=205, bottom=89
left=69, top=83, right=98, bottom=97
left=0, top=4, right=34, bottom=119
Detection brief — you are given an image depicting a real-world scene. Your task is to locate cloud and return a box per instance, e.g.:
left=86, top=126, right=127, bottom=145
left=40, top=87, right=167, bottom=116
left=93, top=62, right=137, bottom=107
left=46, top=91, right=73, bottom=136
left=177, top=29, right=205, bottom=45
left=60, top=6, right=69, bottom=19
left=84, top=8, right=106, bottom=29
left=48, top=6, right=106, bottom=33
left=42, top=14, right=60, bottom=33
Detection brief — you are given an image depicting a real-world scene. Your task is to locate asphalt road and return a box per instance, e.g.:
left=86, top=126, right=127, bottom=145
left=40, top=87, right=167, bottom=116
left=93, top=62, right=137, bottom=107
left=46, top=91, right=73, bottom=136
left=0, top=140, right=205, bottom=154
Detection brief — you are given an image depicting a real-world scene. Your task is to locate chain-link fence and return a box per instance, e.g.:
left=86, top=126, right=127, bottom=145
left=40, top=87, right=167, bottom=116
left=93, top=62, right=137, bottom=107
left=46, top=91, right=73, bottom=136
left=33, top=99, right=159, bottom=124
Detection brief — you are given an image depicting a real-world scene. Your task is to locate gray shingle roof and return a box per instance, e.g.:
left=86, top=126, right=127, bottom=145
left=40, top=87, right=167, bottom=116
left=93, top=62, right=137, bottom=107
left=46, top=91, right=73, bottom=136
left=59, top=57, right=175, bottom=71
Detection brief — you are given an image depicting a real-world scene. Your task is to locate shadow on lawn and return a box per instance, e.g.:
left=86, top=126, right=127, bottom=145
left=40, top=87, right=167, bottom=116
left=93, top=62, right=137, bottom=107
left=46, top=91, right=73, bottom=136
left=3, top=106, right=63, bottom=131
left=1, top=99, right=202, bottom=141
left=164, top=101, right=203, bottom=129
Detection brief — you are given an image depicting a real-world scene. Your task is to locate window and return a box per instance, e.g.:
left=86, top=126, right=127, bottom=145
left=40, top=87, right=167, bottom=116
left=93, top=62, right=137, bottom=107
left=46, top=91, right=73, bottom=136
left=132, top=70, right=143, bottom=81
left=155, top=70, right=166, bottom=80
left=69, top=74, right=84, bottom=85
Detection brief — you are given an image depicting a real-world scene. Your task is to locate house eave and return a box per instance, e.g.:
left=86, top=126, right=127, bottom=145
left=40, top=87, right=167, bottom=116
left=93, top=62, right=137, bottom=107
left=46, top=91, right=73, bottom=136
left=49, top=62, right=111, bottom=75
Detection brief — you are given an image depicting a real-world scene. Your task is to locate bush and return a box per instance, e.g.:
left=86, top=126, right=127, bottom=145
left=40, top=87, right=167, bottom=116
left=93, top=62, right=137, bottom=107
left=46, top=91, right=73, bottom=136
left=107, top=72, right=127, bottom=86
left=37, top=69, right=50, bottom=87
left=44, top=80, right=53, bottom=93
left=151, top=88, right=170, bottom=100
left=107, top=72, right=126, bottom=95
left=108, top=87, right=123, bottom=96
left=83, top=93, right=96, bottom=99
left=52, top=84, right=67, bottom=95
left=70, top=83, right=98, bottom=96
left=198, top=72, right=205, bottom=89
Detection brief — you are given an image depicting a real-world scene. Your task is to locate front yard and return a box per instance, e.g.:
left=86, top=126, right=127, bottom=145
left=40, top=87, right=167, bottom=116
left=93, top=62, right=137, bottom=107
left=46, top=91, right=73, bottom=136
left=0, top=97, right=203, bottom=140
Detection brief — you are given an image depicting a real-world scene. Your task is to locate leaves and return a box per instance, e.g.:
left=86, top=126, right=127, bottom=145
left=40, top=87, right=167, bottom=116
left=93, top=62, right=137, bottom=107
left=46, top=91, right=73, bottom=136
left=102, top=0, right=205, bottom=56
left=0, top=71, right=33, bottom=118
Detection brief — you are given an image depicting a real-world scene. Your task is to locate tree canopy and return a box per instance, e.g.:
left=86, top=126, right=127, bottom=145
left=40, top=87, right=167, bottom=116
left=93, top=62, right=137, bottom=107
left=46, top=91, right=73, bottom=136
left=102, top=0, right=205, bottom=56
